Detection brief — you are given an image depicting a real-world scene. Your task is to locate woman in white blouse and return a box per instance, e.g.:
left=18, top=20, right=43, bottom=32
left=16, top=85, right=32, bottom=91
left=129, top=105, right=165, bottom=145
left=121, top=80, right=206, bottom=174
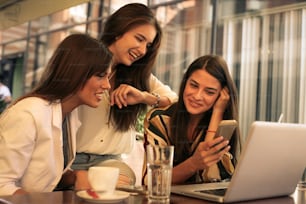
left=0, top=34, right=112, bottom=195
left=72, top=3, right=178, bottom=190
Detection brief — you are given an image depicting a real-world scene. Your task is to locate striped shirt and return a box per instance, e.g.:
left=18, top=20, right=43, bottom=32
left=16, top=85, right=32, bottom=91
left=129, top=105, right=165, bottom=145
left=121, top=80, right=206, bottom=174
left=143, top=104, right=234, bottom=184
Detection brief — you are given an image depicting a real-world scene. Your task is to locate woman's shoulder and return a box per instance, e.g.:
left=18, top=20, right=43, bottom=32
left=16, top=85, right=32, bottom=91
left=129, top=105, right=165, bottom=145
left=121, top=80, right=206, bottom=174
left=7, top=97, right=56, bottom=115
left=148, top=74, right=178, bottom=102
left=0, top=97, right=52, bottom=124
left=15, top=97, right=49, bottom=108
left=144, top=104, right=176, bottom=143
left=146, top=103, right=176, bottom=122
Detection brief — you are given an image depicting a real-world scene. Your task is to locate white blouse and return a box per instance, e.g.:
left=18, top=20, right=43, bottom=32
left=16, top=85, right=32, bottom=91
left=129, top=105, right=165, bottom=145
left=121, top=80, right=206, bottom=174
left=76, top=74, right=178, bottom=154
left=0, top=97, right=80, bottom=195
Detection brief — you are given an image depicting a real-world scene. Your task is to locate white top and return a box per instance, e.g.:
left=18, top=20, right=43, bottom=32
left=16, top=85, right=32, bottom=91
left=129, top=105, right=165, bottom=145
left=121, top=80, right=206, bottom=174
left=0, top=84, right=11, bottom=99
left=0, top=97, right=80, bottom=195
left=76, top=74, right=177, bottom=154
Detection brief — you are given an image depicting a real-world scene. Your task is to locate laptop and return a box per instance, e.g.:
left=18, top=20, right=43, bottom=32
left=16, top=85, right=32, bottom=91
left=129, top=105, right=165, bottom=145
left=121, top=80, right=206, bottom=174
left=171, top=121, right=306, bottom=203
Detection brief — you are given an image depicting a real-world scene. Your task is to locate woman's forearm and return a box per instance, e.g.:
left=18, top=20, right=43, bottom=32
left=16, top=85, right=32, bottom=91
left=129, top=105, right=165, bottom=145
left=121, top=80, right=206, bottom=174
left=171, top=158, right=198, bottom=185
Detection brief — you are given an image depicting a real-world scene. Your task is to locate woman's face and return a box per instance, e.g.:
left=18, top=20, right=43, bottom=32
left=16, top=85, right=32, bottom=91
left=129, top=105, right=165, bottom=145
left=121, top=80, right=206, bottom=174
left=77, top=68, right=111, bottom=107
left=108, top=24, right=156, bottom=66
left=183, top=69, right=222, bottom=117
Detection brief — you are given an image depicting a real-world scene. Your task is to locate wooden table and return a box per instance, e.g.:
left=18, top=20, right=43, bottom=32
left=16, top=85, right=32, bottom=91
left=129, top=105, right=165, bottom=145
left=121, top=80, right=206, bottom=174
left=0, top=188, right=304, bottom=204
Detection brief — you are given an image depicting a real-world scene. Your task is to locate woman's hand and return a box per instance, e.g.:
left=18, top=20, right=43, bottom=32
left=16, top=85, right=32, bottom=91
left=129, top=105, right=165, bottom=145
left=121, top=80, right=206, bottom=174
left=13, top=188, right=27, bottom=195
left=110, top=84, right=145, bottom=108
left=74, top=170, right=91, bottom=191
left=117, top=174, right=133, bottom=186
left=190, top=136, right=230, bottom=171
left=213, top=87, right=230, bottom=113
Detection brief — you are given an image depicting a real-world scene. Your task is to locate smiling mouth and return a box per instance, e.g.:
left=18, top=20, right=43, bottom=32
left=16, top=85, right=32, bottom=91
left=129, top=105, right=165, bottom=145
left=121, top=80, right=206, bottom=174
left=129, top=51, right=141, bottom=61
left=189, top=100, right=202, bottom=107
left=95, top=93, right=104, bottom=100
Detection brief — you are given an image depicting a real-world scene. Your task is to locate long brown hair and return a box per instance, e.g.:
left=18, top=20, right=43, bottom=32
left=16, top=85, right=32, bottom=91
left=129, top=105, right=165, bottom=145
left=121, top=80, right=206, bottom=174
left=16, top=34, right=112, bottom=103
left=100, top=3, right=162, bottom=131
left=170, top=55, right=241, bottom=165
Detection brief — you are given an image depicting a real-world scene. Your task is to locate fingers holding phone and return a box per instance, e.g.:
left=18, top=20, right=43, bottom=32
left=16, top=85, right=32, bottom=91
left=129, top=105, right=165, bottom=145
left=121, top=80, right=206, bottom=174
left=209, top=136, right=231, bottom=156
left=192, top=137, right=230, bottom=170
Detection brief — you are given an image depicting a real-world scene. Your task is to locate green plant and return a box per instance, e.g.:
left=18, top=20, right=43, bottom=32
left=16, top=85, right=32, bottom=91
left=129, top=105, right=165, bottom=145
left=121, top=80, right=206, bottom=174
left=135, top=112, right=145, bottom=134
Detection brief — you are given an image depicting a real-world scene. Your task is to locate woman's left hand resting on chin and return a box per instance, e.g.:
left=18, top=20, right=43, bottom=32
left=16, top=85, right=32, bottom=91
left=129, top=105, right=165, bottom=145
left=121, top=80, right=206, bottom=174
left=205, top=87, right=231, bottom=141
left=213, top=87, right=230, bottom=114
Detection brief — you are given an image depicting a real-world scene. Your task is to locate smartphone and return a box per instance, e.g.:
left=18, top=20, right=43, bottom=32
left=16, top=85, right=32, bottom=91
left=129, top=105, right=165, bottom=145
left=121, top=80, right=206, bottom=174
left=214, top=120, right=237, bottom=141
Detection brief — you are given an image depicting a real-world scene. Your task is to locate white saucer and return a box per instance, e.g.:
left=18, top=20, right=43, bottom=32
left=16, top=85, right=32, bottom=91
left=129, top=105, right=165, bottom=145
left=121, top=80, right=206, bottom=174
left=76, top=190, right=130, bottom=203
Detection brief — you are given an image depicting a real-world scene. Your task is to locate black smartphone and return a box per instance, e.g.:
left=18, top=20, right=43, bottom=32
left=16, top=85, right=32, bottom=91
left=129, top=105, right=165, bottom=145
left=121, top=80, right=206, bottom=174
left=214, top=120, right=237, bottom=141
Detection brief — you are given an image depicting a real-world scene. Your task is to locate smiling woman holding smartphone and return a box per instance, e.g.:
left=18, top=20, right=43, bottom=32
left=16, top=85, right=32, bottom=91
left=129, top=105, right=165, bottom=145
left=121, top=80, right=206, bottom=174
left=143, top=55, right=241, bottom=185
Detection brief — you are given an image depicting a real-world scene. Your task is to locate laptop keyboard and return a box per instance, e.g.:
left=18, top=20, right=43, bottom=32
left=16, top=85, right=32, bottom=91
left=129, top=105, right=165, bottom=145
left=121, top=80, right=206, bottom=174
left=196, top=188, right=227, bottom=196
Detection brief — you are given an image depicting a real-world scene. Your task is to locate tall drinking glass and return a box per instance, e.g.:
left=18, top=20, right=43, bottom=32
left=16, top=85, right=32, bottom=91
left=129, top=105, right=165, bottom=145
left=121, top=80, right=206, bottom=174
left=146, top=145, right=174, bottom=202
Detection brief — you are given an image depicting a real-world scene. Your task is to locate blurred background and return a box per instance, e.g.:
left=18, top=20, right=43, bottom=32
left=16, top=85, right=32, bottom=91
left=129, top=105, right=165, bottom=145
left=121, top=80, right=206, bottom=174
left=1, top=0, right=306, bottom=139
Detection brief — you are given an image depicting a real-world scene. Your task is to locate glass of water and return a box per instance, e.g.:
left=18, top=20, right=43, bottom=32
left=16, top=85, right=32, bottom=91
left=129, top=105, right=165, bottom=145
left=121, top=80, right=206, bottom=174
left=146, top=145, right=174, bottom=202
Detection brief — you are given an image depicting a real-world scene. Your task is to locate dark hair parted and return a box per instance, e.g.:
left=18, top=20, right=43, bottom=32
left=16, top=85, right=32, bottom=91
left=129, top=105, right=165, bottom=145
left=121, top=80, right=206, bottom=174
left=170, top=55, right=241, bottom=165
left=21, top=34, right=112, bottom=102
left=100, top=3, right=162, bottom=131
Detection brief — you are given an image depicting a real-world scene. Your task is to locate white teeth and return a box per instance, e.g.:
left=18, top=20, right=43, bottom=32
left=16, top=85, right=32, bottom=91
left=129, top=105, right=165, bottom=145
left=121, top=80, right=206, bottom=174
left=190, top=101, right=201, bottom=107
left=129, top=51, right=139, bottom=60
left=96, top=93, right=103, bottom=100
left=131, top=53, right=136, bottom=59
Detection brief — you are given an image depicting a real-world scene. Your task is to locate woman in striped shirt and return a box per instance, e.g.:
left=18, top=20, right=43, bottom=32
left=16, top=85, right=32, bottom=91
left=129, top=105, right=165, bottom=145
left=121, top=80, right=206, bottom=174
left=143, top=55, right=241, bottom=184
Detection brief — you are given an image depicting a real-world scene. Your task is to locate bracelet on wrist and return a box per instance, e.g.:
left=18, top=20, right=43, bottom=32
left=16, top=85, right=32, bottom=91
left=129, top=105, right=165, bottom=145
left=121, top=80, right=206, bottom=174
left=151, top=93, right=160, bottom=108
left=206, top=130, right=216, bottom=133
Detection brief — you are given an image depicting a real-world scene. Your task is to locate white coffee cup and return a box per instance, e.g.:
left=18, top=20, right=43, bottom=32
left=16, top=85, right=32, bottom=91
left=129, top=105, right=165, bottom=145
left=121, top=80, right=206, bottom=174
left=88, top=166, right=119, bottom=195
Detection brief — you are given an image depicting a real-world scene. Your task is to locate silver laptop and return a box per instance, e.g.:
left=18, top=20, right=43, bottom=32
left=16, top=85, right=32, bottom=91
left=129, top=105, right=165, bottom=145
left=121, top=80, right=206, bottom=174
left=171, top=121, right=306, bottom=203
